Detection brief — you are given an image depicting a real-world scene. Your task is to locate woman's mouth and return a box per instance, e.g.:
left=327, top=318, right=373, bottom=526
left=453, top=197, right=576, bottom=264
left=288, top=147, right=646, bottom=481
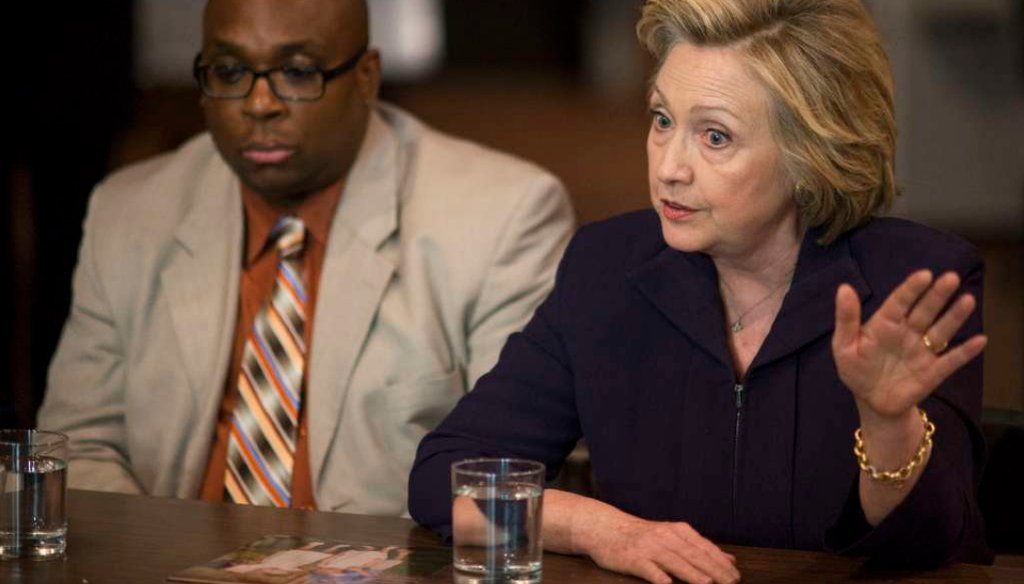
left=661, top=199, right=698, bottom=221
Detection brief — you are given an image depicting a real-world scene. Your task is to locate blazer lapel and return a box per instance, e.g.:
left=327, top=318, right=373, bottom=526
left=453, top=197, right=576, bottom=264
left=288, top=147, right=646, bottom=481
left=629, top=247, right=734, bottom=370
left=159, top=159, right=243, bottom=416
left=753, top=232, right=872, bottom=370
left=307, top=112, right=400, bottom=488
left=627, top=229, right=874, bottom=376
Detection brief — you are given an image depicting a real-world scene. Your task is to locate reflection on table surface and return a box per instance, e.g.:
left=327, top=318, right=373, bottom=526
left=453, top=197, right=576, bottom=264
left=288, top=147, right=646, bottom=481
left=0, top=490, right=1022, bottom=583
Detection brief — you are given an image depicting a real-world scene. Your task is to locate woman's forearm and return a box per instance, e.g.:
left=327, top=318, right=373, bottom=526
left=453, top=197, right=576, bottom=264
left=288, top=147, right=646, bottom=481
left=542, top=488, right=635, bottom=555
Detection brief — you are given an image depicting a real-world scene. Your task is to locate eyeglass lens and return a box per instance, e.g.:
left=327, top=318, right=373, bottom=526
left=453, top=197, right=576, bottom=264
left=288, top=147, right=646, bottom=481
left=202, top=63, right=325, bottom=100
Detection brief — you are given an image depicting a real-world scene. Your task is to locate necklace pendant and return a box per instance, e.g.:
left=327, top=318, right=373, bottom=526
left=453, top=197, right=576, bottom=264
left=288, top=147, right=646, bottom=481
left=731, top=320, right=744, bottom=333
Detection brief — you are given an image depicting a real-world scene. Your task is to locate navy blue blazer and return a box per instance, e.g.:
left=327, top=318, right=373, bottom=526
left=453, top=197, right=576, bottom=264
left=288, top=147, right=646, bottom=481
left=409, top=211, right=991, bottom=566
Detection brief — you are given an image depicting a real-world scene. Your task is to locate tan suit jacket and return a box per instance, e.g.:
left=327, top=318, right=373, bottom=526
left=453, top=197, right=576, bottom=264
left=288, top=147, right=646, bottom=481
left=38, top=104, right=574, bottom=515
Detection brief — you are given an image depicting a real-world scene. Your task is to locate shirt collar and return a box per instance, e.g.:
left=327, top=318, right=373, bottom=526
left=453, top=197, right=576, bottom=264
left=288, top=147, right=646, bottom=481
left=240, top=178, right=345, bottom=266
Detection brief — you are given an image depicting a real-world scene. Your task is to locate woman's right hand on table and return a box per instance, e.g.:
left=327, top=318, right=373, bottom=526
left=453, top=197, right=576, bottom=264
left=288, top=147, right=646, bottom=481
left=543, top=489, right=740, bottom=584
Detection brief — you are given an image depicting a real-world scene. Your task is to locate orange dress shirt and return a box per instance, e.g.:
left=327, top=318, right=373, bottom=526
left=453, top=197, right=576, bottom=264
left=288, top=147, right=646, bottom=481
left=199, top=180, right=343, bottom=509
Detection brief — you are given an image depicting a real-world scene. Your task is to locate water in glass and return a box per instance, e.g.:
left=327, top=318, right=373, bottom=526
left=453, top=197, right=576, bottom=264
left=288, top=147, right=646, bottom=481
left=0, top=455, right=68, bottom=560
left=453, top=482, right=543, bottom=578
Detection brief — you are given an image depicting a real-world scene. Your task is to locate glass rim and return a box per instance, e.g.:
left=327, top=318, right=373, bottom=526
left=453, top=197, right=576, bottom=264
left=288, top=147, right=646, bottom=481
left=0, top=429, right=69, bottom=448
left=451, top=457, right=545, bottom=478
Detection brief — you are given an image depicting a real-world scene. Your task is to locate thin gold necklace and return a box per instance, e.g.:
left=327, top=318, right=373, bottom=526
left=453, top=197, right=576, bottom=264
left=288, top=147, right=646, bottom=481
left=720, top=273, right=794, bottom=333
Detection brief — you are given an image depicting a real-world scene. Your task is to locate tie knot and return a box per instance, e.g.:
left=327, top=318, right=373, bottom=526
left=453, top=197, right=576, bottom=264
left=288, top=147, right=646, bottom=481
left=271, top=216, right=305, bottom=259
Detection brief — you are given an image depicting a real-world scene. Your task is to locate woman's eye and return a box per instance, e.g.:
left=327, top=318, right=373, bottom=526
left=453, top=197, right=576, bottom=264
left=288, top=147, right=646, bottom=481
left=652, top=112, right=672, bottom=130
left=705, top=129, right=730, bottom=147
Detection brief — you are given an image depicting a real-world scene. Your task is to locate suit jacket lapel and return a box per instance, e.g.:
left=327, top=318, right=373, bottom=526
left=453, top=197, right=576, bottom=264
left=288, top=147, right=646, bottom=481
left=307, top=112, right=399, bottom=489
left=159, top=158, right=243, bottom=422
left=753, top=232, right=872, bottom=370
left=629, top=247, right=734, bottom=370
left=628, top=228, right=873, bottom=376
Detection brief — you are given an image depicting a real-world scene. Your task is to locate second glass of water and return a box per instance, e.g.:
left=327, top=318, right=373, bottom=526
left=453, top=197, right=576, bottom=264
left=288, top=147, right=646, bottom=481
left=0, top=430, right=68, bottom=560
left=452, top=458, right=544, bottom=583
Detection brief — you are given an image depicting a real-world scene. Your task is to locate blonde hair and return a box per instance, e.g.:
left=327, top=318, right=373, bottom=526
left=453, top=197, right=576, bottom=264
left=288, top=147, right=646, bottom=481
left=638, top=0, right=896, bottom=244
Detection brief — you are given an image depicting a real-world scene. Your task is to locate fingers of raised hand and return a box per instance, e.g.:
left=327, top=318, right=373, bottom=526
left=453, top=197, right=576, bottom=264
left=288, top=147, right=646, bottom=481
left=925, top=334, right=988, bottom=386
left=906, top=271, right=961, bottom=333
left=832, top=283, right=862, bottom=352
left=920, top=291, right=975, bottom=356
left=877, top=269, right=934, bottom=324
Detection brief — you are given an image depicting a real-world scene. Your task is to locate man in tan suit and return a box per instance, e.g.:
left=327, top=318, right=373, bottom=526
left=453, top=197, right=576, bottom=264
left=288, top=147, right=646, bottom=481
left=37, top=0, right=573, bottom=516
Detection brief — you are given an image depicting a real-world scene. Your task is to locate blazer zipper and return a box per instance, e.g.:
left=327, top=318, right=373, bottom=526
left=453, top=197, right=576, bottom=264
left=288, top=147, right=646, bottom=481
left=732, top=382, right=745, bottom=527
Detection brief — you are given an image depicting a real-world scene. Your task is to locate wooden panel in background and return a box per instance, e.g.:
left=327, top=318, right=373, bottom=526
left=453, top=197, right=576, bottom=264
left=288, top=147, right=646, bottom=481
left=979, top=242, right=1024, bottom=410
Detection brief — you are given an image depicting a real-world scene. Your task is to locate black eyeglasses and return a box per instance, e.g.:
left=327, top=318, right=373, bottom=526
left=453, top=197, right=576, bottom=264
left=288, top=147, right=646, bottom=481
left=193, top=45, right=367, bottom=102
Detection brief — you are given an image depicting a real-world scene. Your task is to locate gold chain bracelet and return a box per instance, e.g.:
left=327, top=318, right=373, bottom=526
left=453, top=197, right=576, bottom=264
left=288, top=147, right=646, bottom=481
left=853, top=408, right=935, bottom=485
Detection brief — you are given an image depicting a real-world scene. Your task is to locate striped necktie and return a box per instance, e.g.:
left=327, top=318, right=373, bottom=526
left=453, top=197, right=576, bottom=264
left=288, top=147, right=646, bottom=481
left=224, top=216, right=307, bottom=507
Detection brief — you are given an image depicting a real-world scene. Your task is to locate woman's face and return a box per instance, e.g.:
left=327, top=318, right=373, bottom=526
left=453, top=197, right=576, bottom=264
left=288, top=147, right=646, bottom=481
left=647, top=42, right=799, bottom=263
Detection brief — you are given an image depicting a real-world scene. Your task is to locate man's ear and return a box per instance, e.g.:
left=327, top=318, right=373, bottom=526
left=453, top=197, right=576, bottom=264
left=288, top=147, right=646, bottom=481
left=356, top=48, right=382, bottom=104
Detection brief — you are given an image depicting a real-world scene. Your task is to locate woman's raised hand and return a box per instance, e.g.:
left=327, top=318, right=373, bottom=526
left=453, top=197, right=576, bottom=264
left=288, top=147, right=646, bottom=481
left=831, top=270, right=987, bottom=420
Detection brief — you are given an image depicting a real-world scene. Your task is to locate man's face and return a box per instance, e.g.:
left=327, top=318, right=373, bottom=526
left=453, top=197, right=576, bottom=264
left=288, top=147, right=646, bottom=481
left=200, top=0, right=379, bottom=205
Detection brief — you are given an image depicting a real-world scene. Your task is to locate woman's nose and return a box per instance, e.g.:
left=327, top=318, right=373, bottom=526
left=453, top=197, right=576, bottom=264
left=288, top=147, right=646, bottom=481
left=655, top=138, right=695, bottom=186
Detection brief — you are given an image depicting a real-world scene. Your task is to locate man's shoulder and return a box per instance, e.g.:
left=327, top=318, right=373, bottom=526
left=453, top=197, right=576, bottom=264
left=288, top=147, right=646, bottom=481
left=372, top=105, right=573, bottom=253
left=381, top=104, right=564, bottom=205
left=100, top=134, right=218, bottom=192
left=81, top=133, right=235, bottom=261
left=88, top=133, right=226, bottom=224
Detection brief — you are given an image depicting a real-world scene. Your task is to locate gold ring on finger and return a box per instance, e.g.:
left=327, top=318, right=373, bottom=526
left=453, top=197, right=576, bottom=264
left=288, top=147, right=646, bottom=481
left=921, top=333, right=948, bottom=355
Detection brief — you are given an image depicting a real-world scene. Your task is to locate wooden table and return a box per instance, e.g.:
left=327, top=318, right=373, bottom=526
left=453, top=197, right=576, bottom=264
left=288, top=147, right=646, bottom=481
left=1, top=490, right=1022, bottom=583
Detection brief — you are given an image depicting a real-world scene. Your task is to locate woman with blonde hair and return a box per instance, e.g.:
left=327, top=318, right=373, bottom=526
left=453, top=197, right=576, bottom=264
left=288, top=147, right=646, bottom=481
left=409, top=1, right=991, bottom=582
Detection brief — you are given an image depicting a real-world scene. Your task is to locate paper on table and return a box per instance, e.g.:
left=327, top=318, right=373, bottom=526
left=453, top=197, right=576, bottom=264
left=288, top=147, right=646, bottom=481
left=166, top=534, right=449, bottom=584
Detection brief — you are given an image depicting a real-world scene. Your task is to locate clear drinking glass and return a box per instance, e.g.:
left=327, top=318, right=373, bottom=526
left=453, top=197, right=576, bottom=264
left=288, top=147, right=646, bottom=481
left=451, top=458, right=544, bottom=583
left=0, top=430, right=69, bottom=560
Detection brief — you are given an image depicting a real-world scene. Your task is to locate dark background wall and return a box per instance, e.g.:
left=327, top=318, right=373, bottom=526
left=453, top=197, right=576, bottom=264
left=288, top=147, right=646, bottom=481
left=6, top=2, right=135, bottom=427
